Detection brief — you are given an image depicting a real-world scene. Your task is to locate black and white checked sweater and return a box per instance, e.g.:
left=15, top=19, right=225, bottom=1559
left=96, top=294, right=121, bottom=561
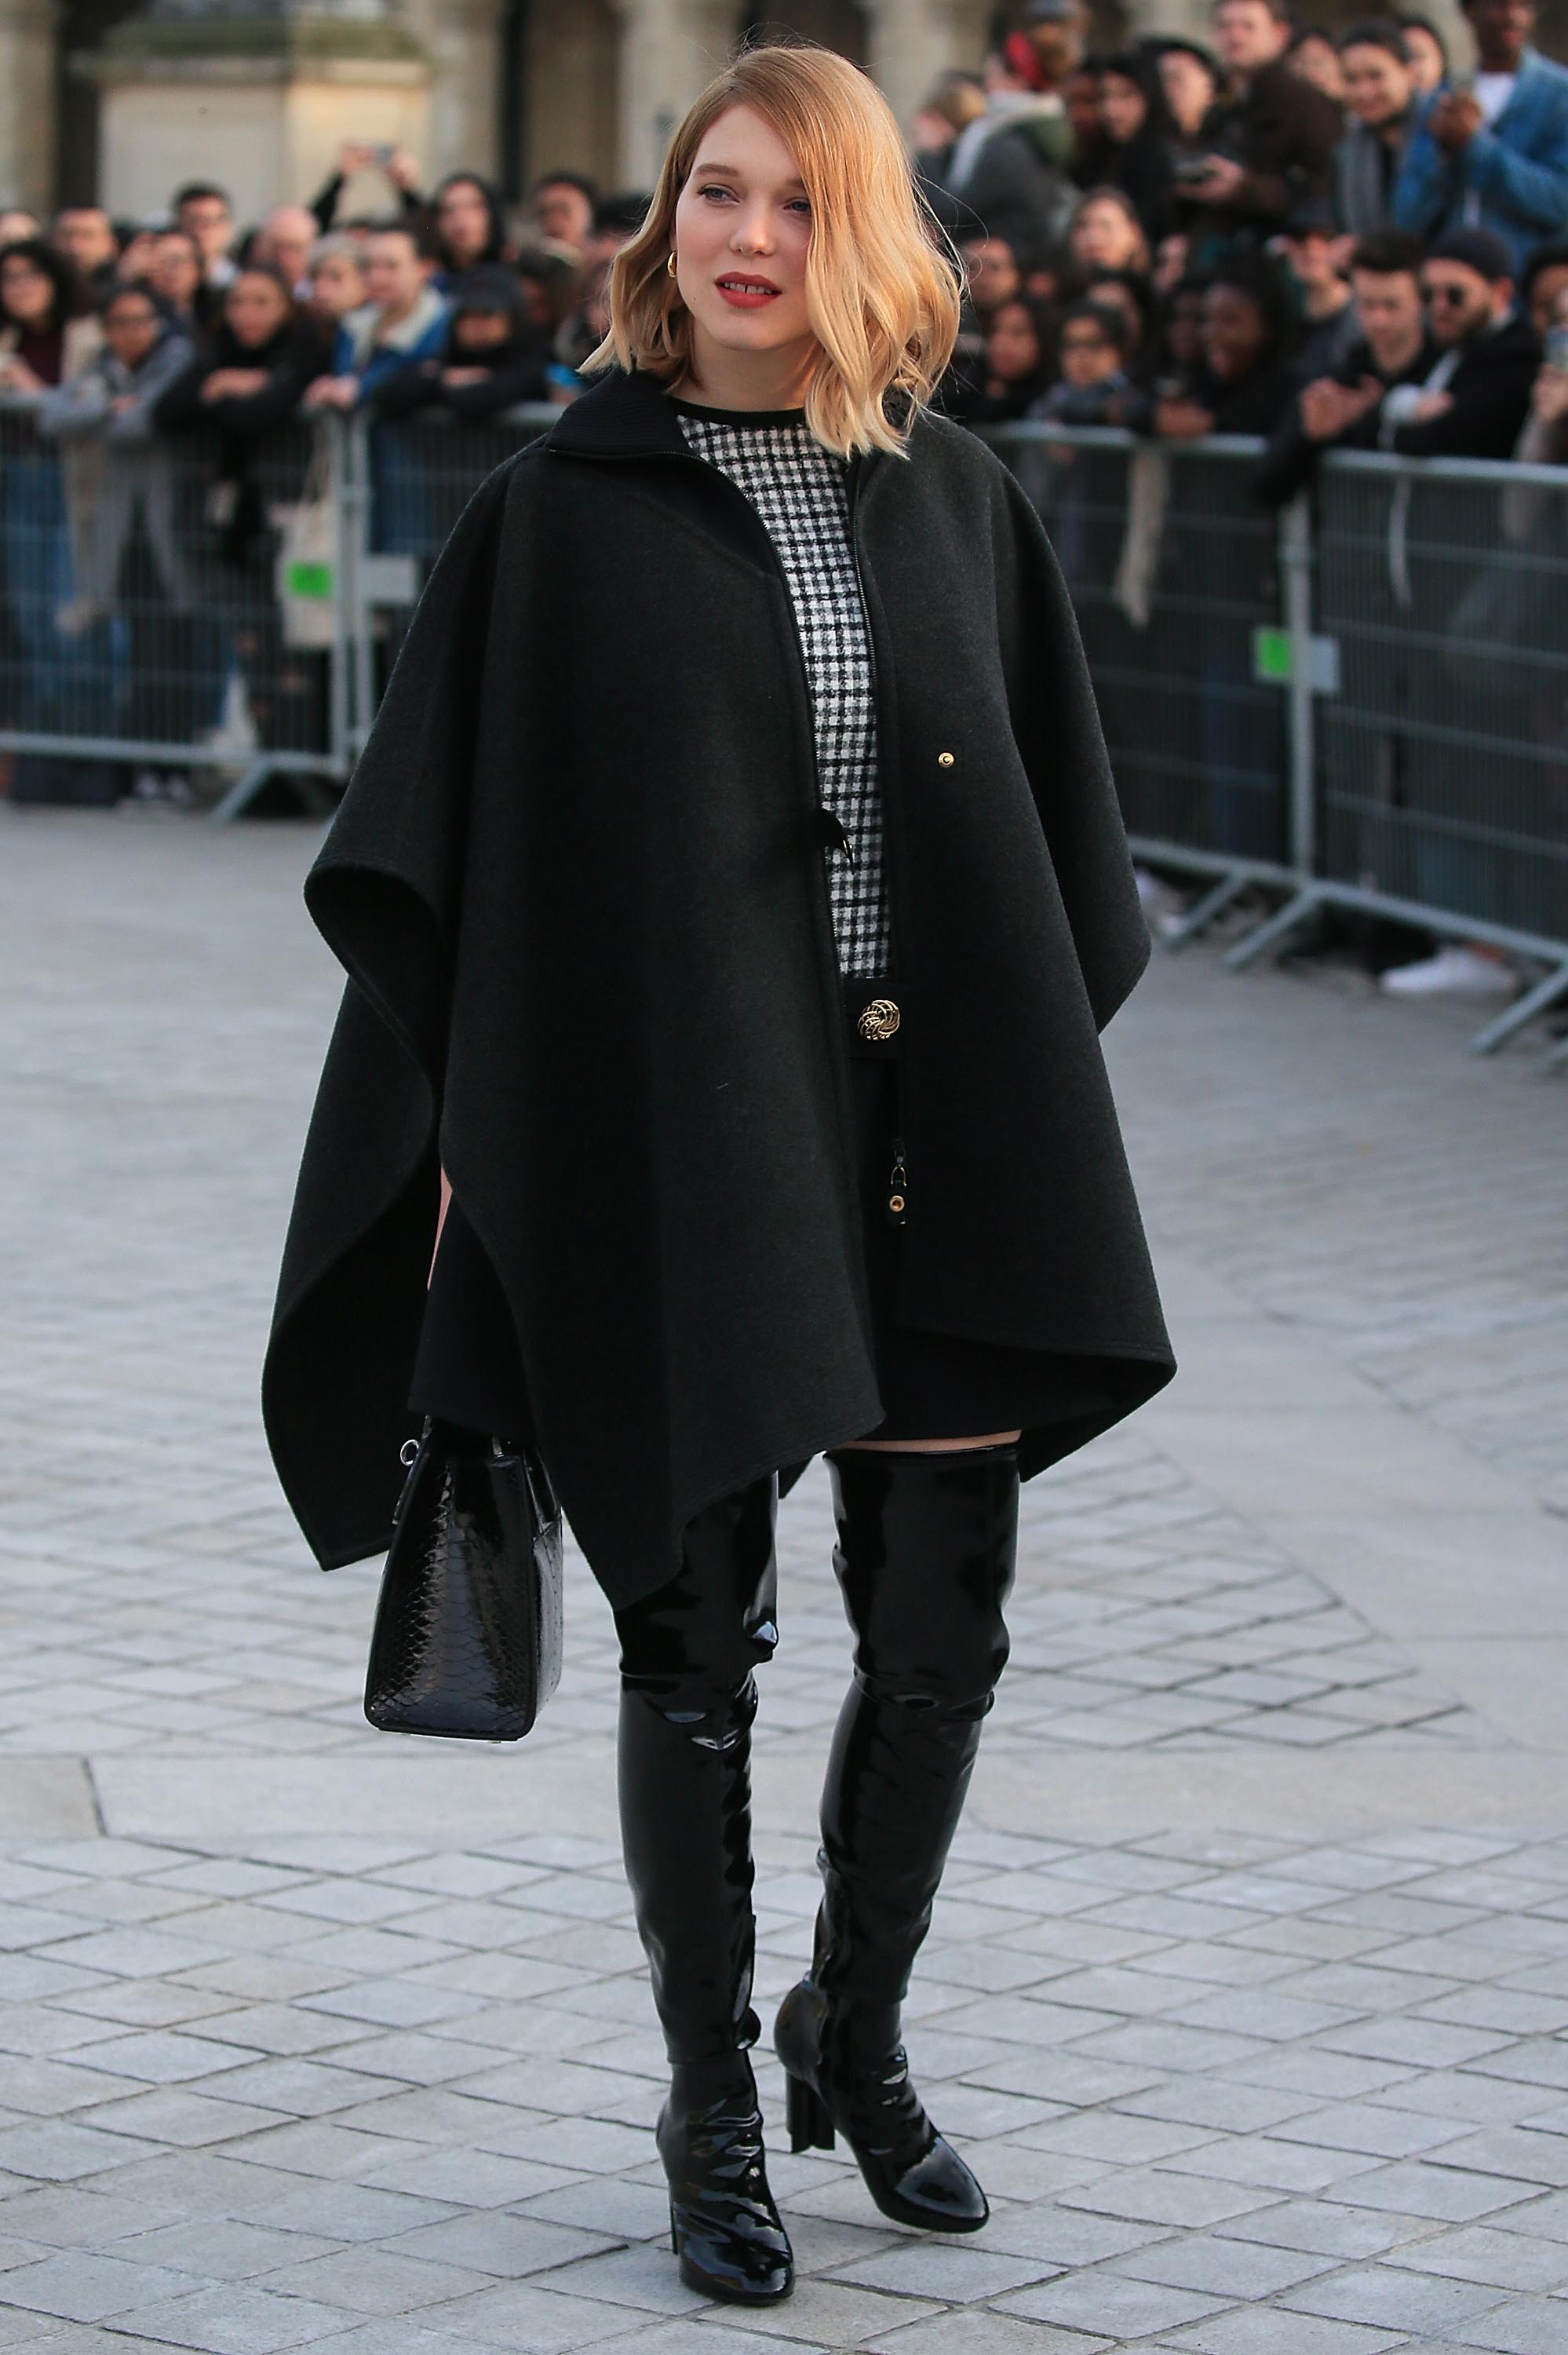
left=671, top=396, right=892, bottom=980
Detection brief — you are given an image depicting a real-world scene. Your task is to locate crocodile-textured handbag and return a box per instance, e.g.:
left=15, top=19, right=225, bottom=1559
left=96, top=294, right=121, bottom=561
left=364, top=1419, right=563, bottom=1740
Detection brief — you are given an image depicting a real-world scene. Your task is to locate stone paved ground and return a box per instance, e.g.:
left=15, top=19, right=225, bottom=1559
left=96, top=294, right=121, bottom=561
left=2, top=806, right=1566, bottom=2355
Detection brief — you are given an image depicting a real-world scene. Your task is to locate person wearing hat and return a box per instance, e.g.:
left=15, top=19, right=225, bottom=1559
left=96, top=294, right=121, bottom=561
left=1377, top=225, right=1541, bottom=454
left=1392, top=0, right=1568, bottom=274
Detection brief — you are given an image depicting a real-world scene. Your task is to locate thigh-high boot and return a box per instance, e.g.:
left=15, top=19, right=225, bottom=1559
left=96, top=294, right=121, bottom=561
left=614, top=1477, right=793, bottom=2305
left=774, top=1444, right=1019, bottom=2232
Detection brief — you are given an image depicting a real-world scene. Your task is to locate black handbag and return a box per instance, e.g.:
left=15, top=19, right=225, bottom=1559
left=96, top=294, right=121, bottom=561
left=363, top=1419, right=563, bottom=1740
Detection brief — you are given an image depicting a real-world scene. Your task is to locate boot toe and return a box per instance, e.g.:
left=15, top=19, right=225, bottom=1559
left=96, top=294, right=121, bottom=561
left=673, top=2206, right=795, bottom=2303
left=880, top=2133, right=989, bottom=2233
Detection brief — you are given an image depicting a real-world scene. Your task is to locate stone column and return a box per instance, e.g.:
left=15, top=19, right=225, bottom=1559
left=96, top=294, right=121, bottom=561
left=0, top=0, right=59, bottom=210
left=414, top=0, right=505, bottom=177
left=606, top=0, right=754, bottom=189
left=859, top=0, right=992, bottom=141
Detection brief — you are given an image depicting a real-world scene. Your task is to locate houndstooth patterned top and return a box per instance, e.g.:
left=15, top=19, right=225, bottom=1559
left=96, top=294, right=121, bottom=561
left=671, top=396, right=892, bottom=980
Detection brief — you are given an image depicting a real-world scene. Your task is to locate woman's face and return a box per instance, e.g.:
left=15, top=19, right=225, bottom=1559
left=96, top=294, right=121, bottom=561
left=104, top=295, right=161, bottom=370
left=1071, top=198, right=1140, bottom=272
left=225, top=272, right=290, bottom=349
left=1158, top=49, right=1216, bottom=137
left=1286, top=32, right=1345, bottom=99
left=986, top=300, right=1042, bottom=383
left=1203, top=283, right=1269, bottom=380
left=0, top=253, right=55, bottom=330
left=437, top=180, right=493, bottom=265
left=671, top=104, right=815, bottom=375
left=1342, top=42, right=1413, bottom=126
left=1061, top=314, right=1121, bottom=388
left=308, top=250, right=366, bottom=318
left=963, top=238, right=1021, bottom=313
left=454, top=308, right=510, bottom=352
left=1099, top=72, right=1148, bottom=144
left=1401, top=23, right=1446, bottom=94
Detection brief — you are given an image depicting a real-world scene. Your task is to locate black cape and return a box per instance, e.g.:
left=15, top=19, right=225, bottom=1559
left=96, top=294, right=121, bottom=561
left=262, top=363, right=1175, bottom=1610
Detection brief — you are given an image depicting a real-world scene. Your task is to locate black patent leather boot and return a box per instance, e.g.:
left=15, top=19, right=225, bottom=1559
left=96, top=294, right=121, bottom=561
left=616, top=1478, right=793, bottom=2306
left=775, top=1444, right=1019, bottom=2234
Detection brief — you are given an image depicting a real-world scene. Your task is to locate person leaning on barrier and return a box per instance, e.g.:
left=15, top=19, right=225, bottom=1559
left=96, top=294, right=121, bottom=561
left=1031, top=297, right=1147, bottom=422
left=302, top=221, right=448, bottom=414
left=1151, top=255, right=1296, bottom=435
left=35, top=285, right=199, bottom=805
left=373, top=267, right=552, bottom=422
left=1376, top=225, right=1540, bottom=455
left=1254, top=228, right=1433, bottom=502
left=152, top=262, right=327, bottom=557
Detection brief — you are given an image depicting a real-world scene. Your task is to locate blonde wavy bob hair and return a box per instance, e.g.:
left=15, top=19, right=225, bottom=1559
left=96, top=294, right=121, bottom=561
left=586, top=42, right=961, bottom=460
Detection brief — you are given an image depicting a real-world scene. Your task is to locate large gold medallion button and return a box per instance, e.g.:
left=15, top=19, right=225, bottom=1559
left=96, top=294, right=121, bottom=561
left=857, top=998, right=901, bottom=1042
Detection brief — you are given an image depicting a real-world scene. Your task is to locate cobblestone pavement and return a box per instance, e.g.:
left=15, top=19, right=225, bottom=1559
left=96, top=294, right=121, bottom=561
left=2, top=808, right=1566, bottom=2355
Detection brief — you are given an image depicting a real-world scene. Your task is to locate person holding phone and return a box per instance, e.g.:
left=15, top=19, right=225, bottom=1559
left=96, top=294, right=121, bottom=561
left=1392, top=0, right=1568, bottom=272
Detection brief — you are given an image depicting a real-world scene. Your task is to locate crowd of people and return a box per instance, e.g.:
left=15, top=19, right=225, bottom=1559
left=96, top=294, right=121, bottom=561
left=932, top=0, right=1568, bottom=480
left=0, top=2, right=1564, bottom=1003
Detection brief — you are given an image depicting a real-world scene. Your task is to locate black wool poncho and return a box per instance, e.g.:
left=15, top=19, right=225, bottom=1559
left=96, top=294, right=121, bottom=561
left=261, top=363, right=1176, bottom=1612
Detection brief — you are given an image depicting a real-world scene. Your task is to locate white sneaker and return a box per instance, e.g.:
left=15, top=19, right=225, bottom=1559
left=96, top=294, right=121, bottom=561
left=1379, top=944, right=1517, bottom=999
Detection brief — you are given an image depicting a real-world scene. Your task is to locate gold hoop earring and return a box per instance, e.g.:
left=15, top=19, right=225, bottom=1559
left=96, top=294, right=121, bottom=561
left=666, top=251, right=677, bottom=279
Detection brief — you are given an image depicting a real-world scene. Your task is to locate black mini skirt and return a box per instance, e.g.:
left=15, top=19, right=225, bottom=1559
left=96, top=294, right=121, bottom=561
left=410, top=977, right=1116, bottom=1451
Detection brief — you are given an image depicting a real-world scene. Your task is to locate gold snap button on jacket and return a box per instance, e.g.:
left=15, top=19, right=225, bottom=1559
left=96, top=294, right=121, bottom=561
left=857, top=998, right=901, bottom=1042
left=937, top=750, right=955, bottom=767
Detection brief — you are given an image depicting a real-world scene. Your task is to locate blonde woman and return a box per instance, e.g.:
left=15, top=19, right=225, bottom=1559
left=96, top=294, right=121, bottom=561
left=266, top=39, right=1173, bottom=2309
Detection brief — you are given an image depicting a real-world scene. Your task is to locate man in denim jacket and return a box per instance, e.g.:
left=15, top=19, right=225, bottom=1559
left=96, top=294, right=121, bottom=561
left=1393, top=0, right=1568, bottom=272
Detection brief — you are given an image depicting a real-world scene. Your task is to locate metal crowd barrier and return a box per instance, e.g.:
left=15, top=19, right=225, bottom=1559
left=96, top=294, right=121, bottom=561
left=983, top=423, right=1568, bottom=1054
left=3, top=397, right=1564, bottom=1053
left=0, top=398, right=353, bottom=818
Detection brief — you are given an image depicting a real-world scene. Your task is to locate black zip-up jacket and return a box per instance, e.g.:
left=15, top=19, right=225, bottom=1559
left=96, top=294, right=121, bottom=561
left=262, top=363, right=1176, bottom=1606
left=1253, top=334, right=1438, bottom=506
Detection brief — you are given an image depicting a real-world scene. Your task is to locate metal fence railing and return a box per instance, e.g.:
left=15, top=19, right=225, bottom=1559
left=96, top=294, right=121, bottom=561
left=0, top=399, right=352, bottom=816
left=2, top=402, right=1565, bottom=1053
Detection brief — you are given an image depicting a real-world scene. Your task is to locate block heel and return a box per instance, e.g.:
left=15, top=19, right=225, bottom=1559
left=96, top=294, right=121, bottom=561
left=785, top=2068, right=835, bottom=2153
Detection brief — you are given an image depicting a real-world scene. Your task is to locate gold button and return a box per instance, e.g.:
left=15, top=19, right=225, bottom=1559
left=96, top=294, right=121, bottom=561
left=857, top=998, right=901, bottom=1042
left=937, top=750, right=955, bottom=767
